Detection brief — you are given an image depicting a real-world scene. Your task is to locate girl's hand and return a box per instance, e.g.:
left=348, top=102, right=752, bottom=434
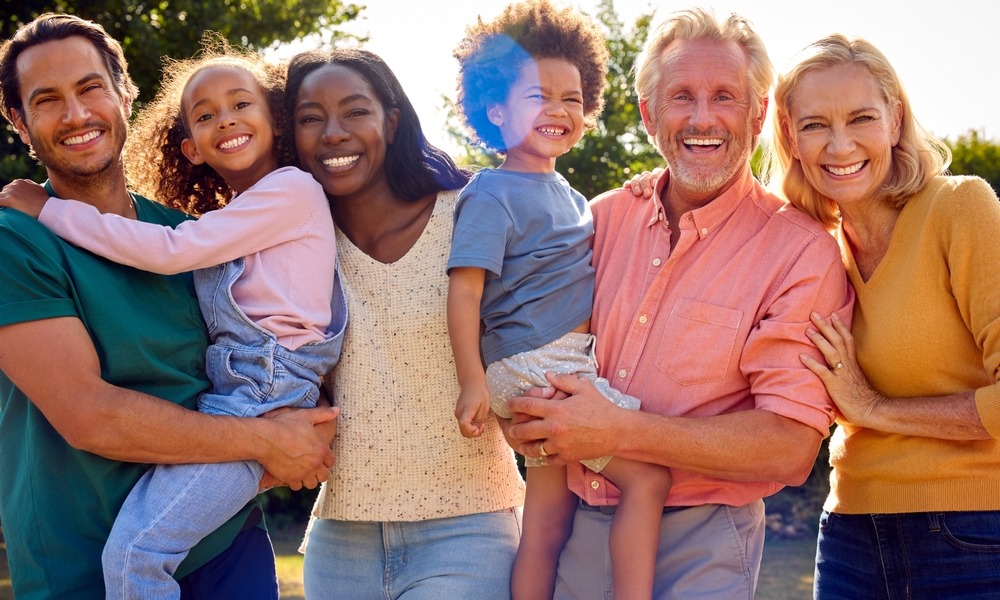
left=455, top=384, right=491, bottom=438
left=800, top=311, right=885, bottom=427
left=0, top=179, right=50, bottom=218
left=623, top=167, right=665, bottom=199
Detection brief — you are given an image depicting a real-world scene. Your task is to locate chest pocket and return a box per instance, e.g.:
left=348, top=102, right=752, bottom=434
left=657, top=298, right=742, bottom=385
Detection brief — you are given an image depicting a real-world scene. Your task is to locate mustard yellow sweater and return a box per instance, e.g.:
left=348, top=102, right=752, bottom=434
left=311, top=190, right=524, bottom=522
left=826, top=175, right=1000, bottom=513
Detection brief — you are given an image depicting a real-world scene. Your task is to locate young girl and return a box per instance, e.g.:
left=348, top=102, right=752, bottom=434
left=0, top=44, right=346, bottom=599
left=448, top=2, right=672, bottom=598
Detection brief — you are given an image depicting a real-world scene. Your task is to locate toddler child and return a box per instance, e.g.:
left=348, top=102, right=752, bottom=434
left=449, top=1, right=671, bottom=598
left=0, top=44, right=346, bottom=599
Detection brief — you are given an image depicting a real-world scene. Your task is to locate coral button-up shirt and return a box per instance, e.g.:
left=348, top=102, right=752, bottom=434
left=571, top=166, right=853, bottom=508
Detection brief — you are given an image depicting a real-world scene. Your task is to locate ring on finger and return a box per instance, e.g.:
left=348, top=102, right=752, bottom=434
left=833, top=361, right=844, bottom=370
left=539, top=443, right=549, bottom=457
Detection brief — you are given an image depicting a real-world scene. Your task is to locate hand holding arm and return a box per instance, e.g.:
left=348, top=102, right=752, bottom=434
left=801, top=311, right=991, bottom=440
left=507, top=372, right=823, bottom=485
left=0, top=179, right=50, bottom=218
left=447, top=267, right=491, bottom=437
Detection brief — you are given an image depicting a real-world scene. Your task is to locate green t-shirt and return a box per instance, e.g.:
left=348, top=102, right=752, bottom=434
left=0, top=192, right=254, bottom=599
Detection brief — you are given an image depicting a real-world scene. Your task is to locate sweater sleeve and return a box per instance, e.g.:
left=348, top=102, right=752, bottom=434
left=944, top=177, right=1000, bottom=436
left=37, top=167, right=327, bottom=274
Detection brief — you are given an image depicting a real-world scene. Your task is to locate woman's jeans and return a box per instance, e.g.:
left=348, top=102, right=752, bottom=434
left=815, top=510, right=1000, bottom=599
left=303, top=510, right=521, bottom=599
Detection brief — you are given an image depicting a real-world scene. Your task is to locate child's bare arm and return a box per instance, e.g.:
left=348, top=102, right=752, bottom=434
left=0, top=179, right=50, bottom=218
left=447, top=267, right=491, bottom=437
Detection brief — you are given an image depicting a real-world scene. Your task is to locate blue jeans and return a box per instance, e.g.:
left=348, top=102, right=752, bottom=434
left=302, top=510, right=521, bottom=599
left=104, top=258, right=347, bottom=599
left=815, top=510, right=1000, bottom=599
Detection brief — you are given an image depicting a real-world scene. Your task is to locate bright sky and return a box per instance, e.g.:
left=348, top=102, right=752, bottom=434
left=274, top=0, right=997, bottom=154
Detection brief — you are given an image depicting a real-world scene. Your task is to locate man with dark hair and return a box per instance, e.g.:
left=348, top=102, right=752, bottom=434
left=0, top=13, right=337, bottom=599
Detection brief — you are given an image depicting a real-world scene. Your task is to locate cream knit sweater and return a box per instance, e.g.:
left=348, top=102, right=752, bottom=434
left=311, top=190, right=525, bottom=521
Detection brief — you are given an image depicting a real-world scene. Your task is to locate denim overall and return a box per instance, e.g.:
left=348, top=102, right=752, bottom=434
left=104, top=257, right=347, bottom=600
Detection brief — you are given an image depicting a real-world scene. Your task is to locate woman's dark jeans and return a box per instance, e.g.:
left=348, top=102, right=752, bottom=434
left=814, top=510, right=1000, bottom=599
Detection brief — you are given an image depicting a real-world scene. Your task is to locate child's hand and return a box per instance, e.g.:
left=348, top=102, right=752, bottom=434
left=455, top=385, right=491, bottom=438
left=622, top=167, right=664, bottom=199
left=0, top=179, right=50, bottom=218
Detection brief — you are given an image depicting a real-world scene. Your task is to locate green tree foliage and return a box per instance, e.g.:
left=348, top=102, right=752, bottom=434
left=0, top=0, right=362, bottom=185
left=563, top=0, right=661, bottom=200
left=444, top=95, right=502, bottom=171
left=947, top=129, right=1000, bottom=195
left=448, top=0, right=663, bottom=200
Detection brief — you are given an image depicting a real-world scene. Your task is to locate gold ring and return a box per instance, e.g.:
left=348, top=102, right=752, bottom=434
left=539, top=443, right=549, bottom=457
left=834, top=362, right=844, bottom=370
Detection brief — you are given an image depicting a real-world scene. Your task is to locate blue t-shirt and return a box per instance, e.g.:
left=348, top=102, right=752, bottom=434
left=448, top=169, right=594, bottom=364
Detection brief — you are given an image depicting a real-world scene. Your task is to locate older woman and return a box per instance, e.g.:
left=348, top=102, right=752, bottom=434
left=285, top=48, right=525, bottom=598
left=769, top=35, right=1000, bottom=598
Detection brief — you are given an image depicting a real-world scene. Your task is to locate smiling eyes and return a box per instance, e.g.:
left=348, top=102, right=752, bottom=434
left=524, top=93, right=583, bottom=105
left=669, top=92, right=736, bottom=102
left=295, top=106, right=373, bottom=126
left=194, top=100, right=253, bottom=123
left=799, top=114, right=878, bottom=132
left=33, top=81, right=106, bottom=107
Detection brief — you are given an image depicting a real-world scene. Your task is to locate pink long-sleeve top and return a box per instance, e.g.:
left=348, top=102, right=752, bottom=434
left=38, top=166, right=336, bottom=349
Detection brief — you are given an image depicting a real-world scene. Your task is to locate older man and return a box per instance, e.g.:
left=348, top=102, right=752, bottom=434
left=506, top=8, right=853, bottom=599
left=0, top=14, right=336, bottom=599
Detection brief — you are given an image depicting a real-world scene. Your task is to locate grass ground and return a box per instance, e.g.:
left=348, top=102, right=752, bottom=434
left=758, top=533, right=816, bottom=599
left=0, top=526, right=814, bottom=599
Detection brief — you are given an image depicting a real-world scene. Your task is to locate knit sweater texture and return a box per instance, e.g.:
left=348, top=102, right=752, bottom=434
left=311, top=190, right=525, bottom=521
left=826, top=175, right=1000, bottom=513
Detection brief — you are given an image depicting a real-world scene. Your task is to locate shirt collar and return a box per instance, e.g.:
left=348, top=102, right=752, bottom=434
left=649, top=166, right=758, bottom=240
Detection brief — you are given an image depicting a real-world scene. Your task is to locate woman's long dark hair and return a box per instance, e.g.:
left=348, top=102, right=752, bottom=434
left=285, top=48, right=470, bottom=201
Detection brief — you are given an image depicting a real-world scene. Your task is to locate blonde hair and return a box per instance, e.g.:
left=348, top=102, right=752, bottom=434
left=633, top=7, right=773, bottom=123
left=769, top=34, right=950, bottom=230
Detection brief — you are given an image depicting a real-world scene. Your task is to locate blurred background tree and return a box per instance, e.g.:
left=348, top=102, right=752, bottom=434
left=947, top=129, right=1000, bottom=195
left=0, top=0, right=362, bottom=185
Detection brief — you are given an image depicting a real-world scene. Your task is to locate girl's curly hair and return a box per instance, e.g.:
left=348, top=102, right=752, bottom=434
left=453, top=0, right=609, bottom=153
left=125, top=34, right=293, bottom=215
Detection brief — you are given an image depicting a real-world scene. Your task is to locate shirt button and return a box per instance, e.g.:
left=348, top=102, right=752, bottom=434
left=638, top=315, right=648, bottom=324
left=591, top=480, right=600, bottom=490
left=701, top=227, right=709, bottom=235
left=618, top=369, right=627, bottom=379
left=652, top=258, right=661, bottom=267
left=256, top=358, right=268, bottom=368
